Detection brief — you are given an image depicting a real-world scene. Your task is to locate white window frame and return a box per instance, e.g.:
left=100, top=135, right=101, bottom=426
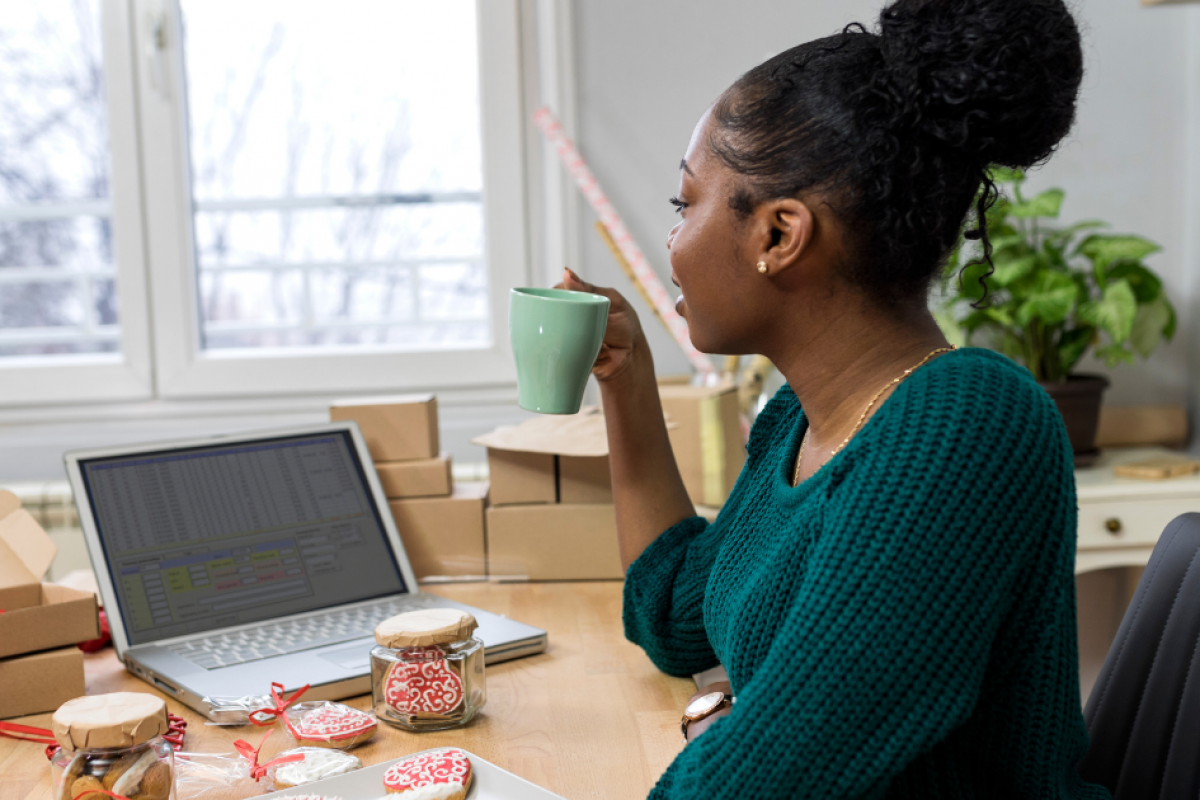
left=0, top=0, right=154, bottom=406
left=134, top=0, right=530, bottom=399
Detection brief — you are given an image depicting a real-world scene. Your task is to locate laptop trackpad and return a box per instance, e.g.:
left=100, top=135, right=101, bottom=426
left=319, top=644, right=372, bottom=671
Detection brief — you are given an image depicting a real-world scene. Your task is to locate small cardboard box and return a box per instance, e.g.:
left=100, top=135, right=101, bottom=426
left=474, top=407, right=632, bottom=507
left=486, top=504, right=623, bottom=580
left=389, top=482, right=488, bottom=579
left=375, top=455, right=453, bottom=499
left=659, top=385, right=745, bottom=507
left=0, top=491, right=100, bottom=659
left=331, top=394, right=440, bottom=462
left=558, top=455, right=612, bottom=504
left=0, top=646, right=85, bottom=719
left=487, top=449, right=557, bottom=506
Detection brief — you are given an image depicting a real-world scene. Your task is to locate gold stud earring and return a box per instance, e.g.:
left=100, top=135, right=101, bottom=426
left=756, top=261, right=768, bottom=274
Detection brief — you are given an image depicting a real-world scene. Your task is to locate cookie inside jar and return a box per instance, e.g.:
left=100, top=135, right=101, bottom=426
left=50, top=693, right=176, bottom=800
left=370, top=608, right=487, bottom=731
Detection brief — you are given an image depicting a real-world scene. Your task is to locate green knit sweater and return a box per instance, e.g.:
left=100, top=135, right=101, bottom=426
left=624, top=348, right=1110, bottom=799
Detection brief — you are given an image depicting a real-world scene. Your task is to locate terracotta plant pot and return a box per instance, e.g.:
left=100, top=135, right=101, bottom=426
left=1039, top=374, right=1110, bottom=467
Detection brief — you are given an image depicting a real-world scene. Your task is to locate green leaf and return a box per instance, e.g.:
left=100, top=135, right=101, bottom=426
left=956, top=261, right=991, bottom=303
left=1057, top=326, right=1095, bottom=375
left=983, top=307, right=1014, bottom=327
left=988, top=234, right=1026, bottom=255
left=1106, top=262, right=1162, bottom=303
left=988, top=166, right=1026, bottom=184
left=1076, top=279, right=1137, bottom=343
left=1075, top=234, right=1162, bottom=270
left=1095, top=344, right=1136, bottom=368
left=1040, top=241, right=1067, bottom=270
left=1164, top=299, right=1177, bottom=340
left=1010, top=188, right=1065, bottom=219
left=1129, top=296, right=1173, bottom=357
left=961, top=308, right=999, bottom=333
left=1043, top=219, right=1109, bottom=244
left=991, top=254, right=1038, bottom=286
left=1014, top=272, right=1078, bottom=327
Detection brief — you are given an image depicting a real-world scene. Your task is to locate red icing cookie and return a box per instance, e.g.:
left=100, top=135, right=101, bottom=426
left=287, top=702, right=377, bottom=749
left=383, top=650, right=464, bottom=716
left=382, top=748, right=472, bottom=799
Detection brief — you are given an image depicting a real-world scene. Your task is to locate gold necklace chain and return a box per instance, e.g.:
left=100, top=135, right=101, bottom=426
left=792, top=346, right=956, bottom=487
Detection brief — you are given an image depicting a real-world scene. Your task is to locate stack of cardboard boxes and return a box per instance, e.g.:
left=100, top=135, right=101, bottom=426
left=330, top=395, right=487, bottom=581
left=476, top=409, right=623, bottom=581
left=0, top=490, right=99, bottom=719
left=332, top=384, right=746, bottom=585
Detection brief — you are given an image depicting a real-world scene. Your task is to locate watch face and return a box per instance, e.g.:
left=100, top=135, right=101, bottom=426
left=685, top=691, right=725, bottom=719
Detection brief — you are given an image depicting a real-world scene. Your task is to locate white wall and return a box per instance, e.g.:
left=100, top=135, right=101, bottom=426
left=572, top=0, right=1200, bottom=419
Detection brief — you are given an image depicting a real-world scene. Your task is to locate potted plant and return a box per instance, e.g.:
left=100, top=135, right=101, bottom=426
left=936, top=168, right=1176, bottom=465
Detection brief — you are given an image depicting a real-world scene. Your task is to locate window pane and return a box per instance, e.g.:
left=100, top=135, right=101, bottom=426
left=180, top=0, right=489, bottom=353
left=0, top=0, right=119, bottom=358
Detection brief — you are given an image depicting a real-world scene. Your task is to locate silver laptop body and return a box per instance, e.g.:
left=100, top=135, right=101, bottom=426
left=64, top=422, right=546, bottom=719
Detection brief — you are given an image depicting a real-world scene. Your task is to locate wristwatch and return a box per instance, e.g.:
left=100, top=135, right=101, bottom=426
left=680, top=691, right=734, bottom=741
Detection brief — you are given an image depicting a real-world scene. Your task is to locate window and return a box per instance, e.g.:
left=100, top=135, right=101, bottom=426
left=0, top=0, right=530, bottom=405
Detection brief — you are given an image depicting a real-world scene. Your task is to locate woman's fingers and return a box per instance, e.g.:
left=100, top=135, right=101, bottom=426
left=562, top=268, right=629, bottom=310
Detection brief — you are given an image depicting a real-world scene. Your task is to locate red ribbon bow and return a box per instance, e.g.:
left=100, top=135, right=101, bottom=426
left=249, top=682, right=310, bottom=728
left=233, top=729, right=306, bottom=780
left=16, top=714, right=187, bottom=762
left=163, top=714, right=187, bottom=750
left=0, top=721, right=57, bottom=747
left=73, top=789, right=133, bottom=800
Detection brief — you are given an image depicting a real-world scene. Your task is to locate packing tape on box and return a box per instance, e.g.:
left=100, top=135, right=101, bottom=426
left=700, top=395, right=726, bottom=506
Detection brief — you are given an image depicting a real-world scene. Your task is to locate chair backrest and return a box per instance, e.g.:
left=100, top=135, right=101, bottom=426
left=1079, top=512, right=1200, bottom=798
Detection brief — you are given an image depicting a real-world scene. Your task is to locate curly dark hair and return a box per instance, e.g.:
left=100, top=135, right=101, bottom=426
left=708, top=0, right=1084, bottom=308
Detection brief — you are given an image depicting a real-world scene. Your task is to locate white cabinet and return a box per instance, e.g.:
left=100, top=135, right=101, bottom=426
left=1075, top=447, right=1200, bottom=574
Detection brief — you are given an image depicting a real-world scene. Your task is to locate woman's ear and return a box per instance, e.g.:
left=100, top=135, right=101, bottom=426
left=754, top=197, right=815, bottom=276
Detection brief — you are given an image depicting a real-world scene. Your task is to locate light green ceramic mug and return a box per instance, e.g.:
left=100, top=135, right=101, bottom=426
left=510, top=287, right=610, bottom=414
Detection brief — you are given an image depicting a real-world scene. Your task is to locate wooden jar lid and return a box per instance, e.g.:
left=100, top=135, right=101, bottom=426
left=52, top=693, right=169, bottom=750
left=375, top=608, right=478, bottom=648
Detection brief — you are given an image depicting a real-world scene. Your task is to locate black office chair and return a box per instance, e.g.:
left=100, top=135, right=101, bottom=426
left=1078, top=512, right=1200, bottom=798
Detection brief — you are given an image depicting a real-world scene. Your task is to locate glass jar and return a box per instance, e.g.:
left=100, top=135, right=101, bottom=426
left=50, top=693, right=175, bottom=800
left=370, top=608, right=486, bottom=731
left=51, top=738, right=175, bottom=800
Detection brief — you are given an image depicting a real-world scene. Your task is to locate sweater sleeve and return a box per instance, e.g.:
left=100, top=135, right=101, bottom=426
left=623, top=515, right=726, bottom=677
left=647, top=370, right=1073, bottom=798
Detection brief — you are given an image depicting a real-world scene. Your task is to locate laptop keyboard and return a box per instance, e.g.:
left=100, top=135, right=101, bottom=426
left=167, top=594, right=438, bottom=670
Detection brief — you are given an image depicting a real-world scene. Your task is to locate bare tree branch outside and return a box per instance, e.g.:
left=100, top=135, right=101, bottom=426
left=0, top=0, right=489, bottom=361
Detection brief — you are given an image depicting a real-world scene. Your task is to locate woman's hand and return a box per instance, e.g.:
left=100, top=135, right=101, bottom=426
left=556, top=268, right=645, bottom=383
left=684, top=681, right=733, bottom=744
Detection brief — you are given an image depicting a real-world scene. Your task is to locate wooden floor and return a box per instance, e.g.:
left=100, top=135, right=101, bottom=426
left=0, top=582, right=693, bottom=800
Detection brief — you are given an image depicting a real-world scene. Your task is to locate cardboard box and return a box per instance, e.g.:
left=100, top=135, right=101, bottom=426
left=331, top=394, right=440, bottom=462
left=0, top=491, right=100, bottom=659
left=558, top=455, right=612, bottom=504
left=0, top=646, right=85, bottom=719
left=389, top=482, right=488, bottom=579
left=475, top=407, right=634, bottom=506
left=487, top=449, right=557, bottom=506
left=375, top=455, right=453, bottom=499
left=659, top=385, right=745, bottom=506
left=486, top=504, right=623, bottom=580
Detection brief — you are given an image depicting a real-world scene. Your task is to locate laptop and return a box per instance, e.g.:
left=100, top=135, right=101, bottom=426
left=63, top=422, right=547, bottom=719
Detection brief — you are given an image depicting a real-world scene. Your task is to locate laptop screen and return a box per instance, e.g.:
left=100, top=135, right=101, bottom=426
left=78, top=430, right=408, bottom=646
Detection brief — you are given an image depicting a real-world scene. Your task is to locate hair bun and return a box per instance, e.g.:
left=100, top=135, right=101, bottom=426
left=876, top=0, right=1083, bottom=168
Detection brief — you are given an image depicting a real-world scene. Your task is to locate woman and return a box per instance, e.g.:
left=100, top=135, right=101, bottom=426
left=560, top=0, right=1110, bottom=797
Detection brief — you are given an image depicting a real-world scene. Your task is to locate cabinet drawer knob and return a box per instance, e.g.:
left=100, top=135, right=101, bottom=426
left=1105, top=517, right=1123, bottom=534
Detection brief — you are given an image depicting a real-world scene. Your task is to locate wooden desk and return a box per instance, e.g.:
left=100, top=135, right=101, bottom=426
left=0, top=582, right=691, bottom=800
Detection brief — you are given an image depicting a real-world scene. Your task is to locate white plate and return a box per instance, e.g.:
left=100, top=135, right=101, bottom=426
left=264, top=749, right=566, bottom=800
